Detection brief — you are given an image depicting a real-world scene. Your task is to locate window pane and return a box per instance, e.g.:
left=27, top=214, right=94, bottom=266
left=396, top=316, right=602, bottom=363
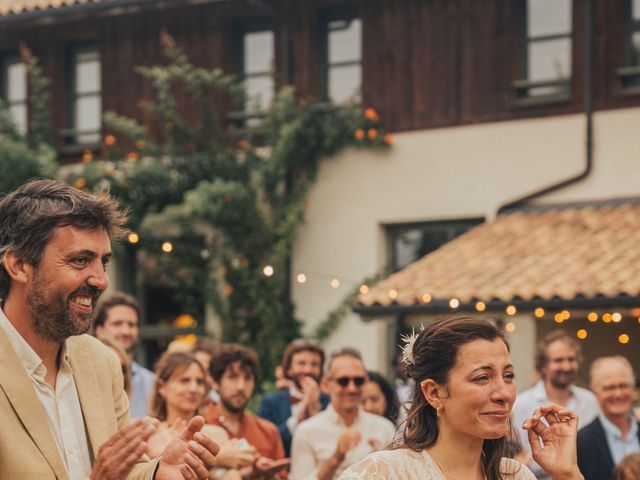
left=328, top=18, right=361, bottom=64
left=528, top=37, right=571, bottom=82
left=528, top=0, right=571, bottom=38
left=75, top=95, right=101, bottom=143
left=244, top=30, right=274, bottom=75
left=633, top=0, right=640, bottom=20
left=328, top=64, right=361, bottom=104
left=76, top=53, right=101, bottom=94
left=245, top=75, right=273, bottom=112
left=7, top=62, right=26, bottom=101
left=631, top=31, right=640, bottom=66
left=9, top=103, right=27, bottom=134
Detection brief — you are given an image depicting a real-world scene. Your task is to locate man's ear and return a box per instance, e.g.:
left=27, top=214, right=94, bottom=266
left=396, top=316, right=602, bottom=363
left=420, top=378, right=446, bottom=409
left=2, top=250, right=32, bottom=285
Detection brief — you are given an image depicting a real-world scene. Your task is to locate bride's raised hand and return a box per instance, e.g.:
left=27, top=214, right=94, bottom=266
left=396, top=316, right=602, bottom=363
left=523, top=404, right=584, bottom=480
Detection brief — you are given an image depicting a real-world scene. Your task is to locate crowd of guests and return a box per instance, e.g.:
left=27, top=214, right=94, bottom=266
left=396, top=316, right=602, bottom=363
left=0, top=179, right=638, bottom=480
left=94, top=288, right=640, bottom=480
left=93, top=291, right=403, bottom=479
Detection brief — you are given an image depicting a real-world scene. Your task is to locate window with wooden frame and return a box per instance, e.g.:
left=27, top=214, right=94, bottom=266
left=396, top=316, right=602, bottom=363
left=619, top=0, right=640, bottom=89
left=234, top=20, right=275, bottom=128
left=1, top=56, right=28, bottom=135
left=513, top=0, right=572, bottom=102
left=386, top=218, right=484, bottom=272
left=319, top=6, right=361, bottom=104
left=64, top=45, right=101, bottom=147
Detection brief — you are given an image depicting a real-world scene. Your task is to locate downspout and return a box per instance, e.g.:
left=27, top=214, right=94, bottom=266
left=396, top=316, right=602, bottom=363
left=498, top=0, right=594, bottom=214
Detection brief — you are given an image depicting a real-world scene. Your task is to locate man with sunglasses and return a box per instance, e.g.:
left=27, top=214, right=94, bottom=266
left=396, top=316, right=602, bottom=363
left=289, top=348, right=395, bottom=480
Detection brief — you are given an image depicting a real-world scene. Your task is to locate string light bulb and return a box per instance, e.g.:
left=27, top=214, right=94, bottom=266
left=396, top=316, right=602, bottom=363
left=534, top=307, right=545, bottom=318
left=359, top=284, right=369, bottom=294
left=262, top=265, right=274, bottom=277
left=505, top=322, right=516, bottom=333
left=161, top=241, right=173, bottom=253
left=331, top=278, right=341, bottom=289
left=619, top=333, right=630, bottom=344
left=612, top=312, right=622, bottom=323
left=587, top=312, right=598, bottom=322
left=388, top=289, right=397, bottom=299
left=506, top=305, right=517, bottom=316
left=128, top=232, right=139, bottom=244
left=449, top=298, right=460, bottom=309
left=296, top=273, right=307, bottom=284
left=475, top=301, right=486, bottom=312
left=576, top=329, right=588, bottom=340
left=421, top=293, right=432, bottom=303
left=602, top=313, right=612, bottom=323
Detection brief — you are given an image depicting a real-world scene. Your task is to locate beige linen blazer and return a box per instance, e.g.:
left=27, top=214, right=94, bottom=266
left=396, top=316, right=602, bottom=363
left=0, top=329, right=157, bottom=479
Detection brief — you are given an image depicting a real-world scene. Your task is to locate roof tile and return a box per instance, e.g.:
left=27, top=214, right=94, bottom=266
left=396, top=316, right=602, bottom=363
left=358, top=202, right=640, bottom=308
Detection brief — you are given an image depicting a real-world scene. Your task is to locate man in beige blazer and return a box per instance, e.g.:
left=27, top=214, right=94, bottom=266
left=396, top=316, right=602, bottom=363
left=0, top=179, right=218, bottom=480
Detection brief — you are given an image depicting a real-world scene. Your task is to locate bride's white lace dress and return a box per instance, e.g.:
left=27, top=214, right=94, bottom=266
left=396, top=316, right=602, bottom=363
left=338, top=448, right=536, bottom=479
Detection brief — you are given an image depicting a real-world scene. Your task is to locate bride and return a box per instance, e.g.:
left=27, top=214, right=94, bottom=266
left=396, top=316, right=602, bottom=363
left=339, top=317, right=584, bottom=480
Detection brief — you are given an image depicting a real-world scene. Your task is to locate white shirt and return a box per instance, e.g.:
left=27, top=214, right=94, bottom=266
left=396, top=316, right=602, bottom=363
left=512, top=380, right=600, bottom=479
left=599, top=413, right=640, bottom=465
left=290, top=405, right=396, bottom=480
left=0, top=308, right=93, bottom=480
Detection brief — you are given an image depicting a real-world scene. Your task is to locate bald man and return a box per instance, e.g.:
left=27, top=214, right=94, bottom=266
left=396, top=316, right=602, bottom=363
left=577, top=356, right=640, bottom=480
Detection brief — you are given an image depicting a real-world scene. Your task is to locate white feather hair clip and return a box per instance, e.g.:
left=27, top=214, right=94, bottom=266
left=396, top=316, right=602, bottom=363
left=399, top=325, right=424, bottom=366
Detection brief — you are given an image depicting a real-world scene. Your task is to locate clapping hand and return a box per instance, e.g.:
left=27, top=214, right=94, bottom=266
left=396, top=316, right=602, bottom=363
left=522, top=404, right=584, bottom=480
left=156, top=415, right=220, bottom=480
left=90, top=417, right=159, bottom=480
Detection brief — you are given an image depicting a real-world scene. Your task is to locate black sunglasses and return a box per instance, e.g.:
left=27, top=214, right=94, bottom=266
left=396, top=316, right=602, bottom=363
left=334, top=376, right=366, bottom=387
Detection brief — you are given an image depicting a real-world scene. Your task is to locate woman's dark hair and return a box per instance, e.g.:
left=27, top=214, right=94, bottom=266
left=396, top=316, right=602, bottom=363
left=400, top=316, right=511, bottom=480
left=366, top=371, right=400, bottom=424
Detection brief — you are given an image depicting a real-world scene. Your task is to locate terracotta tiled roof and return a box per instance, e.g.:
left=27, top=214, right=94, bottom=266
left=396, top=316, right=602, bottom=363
left=357, top=201, right=640, bottom=310
left=0, top=0, right=103, bottom=17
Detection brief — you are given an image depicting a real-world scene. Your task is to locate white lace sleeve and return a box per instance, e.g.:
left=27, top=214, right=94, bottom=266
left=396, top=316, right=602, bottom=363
left=338, top=455, right=394, bottom=480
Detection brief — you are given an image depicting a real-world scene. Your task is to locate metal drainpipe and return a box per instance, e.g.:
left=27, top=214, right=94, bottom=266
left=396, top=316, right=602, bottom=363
left=498, top=0, right=594, bottom=214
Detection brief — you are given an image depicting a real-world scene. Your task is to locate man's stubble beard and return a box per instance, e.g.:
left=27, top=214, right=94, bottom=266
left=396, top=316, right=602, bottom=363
left=221, top=395, right=249, bottom=414
left=27, top=274, right=93, bottom=343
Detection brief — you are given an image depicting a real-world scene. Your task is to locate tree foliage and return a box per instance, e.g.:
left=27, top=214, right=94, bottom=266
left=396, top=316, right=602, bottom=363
left=22, top=34, right=390, bottom=381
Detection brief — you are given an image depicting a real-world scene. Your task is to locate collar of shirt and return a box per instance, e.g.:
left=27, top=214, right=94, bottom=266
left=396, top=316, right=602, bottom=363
left=0, top=306, right=70, bottom=381
left=600, top=413, right=638, bottom=440
left=532, top=379, right=579, bottom=402
left=325, top=404, right=363, bottom=428
left=289, top=385, right=304, bottom=400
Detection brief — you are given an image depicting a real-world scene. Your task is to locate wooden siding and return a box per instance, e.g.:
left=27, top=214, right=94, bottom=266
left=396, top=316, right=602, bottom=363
left=1, top=0, right=639, bottom=146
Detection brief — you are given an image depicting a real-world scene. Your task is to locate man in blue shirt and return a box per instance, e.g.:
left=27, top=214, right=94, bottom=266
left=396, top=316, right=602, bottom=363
left=259, top=339, right=330, bottom=455
left=577, top=356, right=640, bottom=480
left=94, top=292, right=155, bottom=418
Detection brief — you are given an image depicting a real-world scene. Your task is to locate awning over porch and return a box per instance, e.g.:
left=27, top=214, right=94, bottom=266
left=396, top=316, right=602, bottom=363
left=355, top=199, right=640, bottom=315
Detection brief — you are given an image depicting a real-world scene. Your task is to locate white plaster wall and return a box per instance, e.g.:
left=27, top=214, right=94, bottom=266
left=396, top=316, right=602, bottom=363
left=292, top=108, right=640, bottom=374
left=534, top=107, right=640, bottom=203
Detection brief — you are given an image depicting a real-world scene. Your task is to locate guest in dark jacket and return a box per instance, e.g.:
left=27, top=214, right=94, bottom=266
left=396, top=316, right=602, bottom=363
left=259, top=339, right=330, bottom=455
left=578, top=356, right=640, bottom=480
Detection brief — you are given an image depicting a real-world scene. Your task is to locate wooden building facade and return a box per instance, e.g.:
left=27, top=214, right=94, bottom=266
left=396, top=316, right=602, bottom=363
left=1, top=0, right=640, bottom=156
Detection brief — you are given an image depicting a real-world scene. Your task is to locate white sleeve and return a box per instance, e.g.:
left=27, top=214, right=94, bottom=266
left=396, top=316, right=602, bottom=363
left=289, top=425, right=320, bottom=480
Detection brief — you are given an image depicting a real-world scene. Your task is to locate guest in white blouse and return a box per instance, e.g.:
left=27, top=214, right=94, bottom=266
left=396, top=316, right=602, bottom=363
left=339, top=317, right=585, bottom=480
